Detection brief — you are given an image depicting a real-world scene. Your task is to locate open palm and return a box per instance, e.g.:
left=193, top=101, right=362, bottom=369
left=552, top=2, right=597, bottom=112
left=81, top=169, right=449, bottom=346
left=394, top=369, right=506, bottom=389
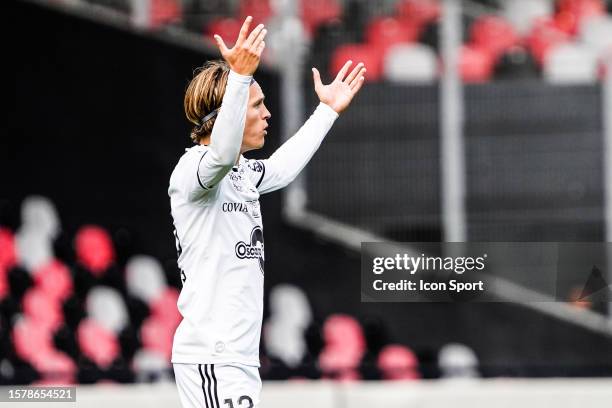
left=312, top=61, right=366, bottom=114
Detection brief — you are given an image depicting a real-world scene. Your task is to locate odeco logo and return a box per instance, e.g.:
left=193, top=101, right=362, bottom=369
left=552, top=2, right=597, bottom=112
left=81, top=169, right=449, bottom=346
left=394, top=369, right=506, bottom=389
left=235, top=226, right=265, bottom=273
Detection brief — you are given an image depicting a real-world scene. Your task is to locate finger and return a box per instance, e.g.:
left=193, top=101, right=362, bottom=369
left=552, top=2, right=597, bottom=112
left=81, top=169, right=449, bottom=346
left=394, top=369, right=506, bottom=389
left=214, top=35, right=229, bottom=55
left=349, top=67, right=366, bottom=89
left=335, top=60, right=353, bottom=82
left=350, top=75, right=365, bottom=94
left=256, top=41, right=266, bottom=56
left=344, top=62, right=364, bottom=85
left=251, top=28, right=267, bottom=51
left=236, top=16, right=253, bottom=46
left=244, top=23, right=265, bottom=48
left=312, top=67, right=323, bottom=91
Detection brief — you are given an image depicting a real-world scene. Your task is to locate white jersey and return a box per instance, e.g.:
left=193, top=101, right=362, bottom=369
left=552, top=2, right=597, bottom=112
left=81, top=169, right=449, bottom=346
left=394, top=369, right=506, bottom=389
left=169, top=70, right=338, bottom=366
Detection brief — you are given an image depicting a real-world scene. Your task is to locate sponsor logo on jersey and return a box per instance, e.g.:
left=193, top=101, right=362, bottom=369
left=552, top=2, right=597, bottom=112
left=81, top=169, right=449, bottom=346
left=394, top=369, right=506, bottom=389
left=222, top=201, right=261, bottom=218
left=248, top=160, right=264, bottom=173
left=235, top=226, right=265, bottom=274
left=222, top=202, right=249, bottom=213
left=229, top=167, right=246, bottom=192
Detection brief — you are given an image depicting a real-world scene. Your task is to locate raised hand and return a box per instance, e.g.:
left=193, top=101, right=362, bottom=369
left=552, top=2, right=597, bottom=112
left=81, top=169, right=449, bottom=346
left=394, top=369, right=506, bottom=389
left=214, top=16, right=267, bottom=76
left=312, top=61, right=366, bottom=114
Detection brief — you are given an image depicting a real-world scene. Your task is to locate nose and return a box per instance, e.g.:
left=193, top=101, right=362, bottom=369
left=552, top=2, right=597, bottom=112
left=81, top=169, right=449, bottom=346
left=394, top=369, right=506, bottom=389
left=262, top=104, right=271, bottom=120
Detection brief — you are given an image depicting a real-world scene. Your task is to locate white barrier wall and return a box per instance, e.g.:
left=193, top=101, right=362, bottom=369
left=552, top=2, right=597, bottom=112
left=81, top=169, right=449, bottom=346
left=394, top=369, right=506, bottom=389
left=3, top=379, right=612, bottom=408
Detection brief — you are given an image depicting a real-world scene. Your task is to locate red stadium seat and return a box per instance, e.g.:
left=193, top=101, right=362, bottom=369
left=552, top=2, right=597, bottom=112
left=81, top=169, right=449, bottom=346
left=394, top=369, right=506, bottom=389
left=301, top=0, right=342, bottom=37
left=0, top=227, right=15, bottom=298
left=150, top=288, right=181, bottom=329
left=396, top=0, right=441, bottom=29
left=469, top=15, right=520, bottom=61
left=12, top=318, right=55, bottom=363
left=30, top=349, right=76, bottom=384
left=0, top=269, right=7, bottom=300
left=459, top=44, right=495, bottom=83
left=365, top=17, right=421, bottom=52
left=33, top=259, right=73, bottom=302
left=377, top=344, right=420, bottom=380
left=0, top=227, right=13, bottom=298
left=239, top=0, right=273, bottom=26
left=527, top=17, right=571, bottom=66
left=150, top=0, right=182, bottom=29
left=205, top=18, right=243, bottom=48
left=0, top=227, right=17, bottom=270
left=140, top=316, right=174, bottom=360
left=318, top=314, right=365, bottom=380
left=22, top=288, right=64, bottom=332
left=77, top=319, right=121, bottom=369
left=75, top=225, right=115, bottom=276
left=556, top=0, right=605, bottom=35
left=330, top=44, right=382, bottom=81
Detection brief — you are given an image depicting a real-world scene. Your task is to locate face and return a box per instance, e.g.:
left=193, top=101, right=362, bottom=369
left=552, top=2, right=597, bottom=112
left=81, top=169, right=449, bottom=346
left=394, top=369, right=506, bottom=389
left=241, top=81, right=271, bottom=153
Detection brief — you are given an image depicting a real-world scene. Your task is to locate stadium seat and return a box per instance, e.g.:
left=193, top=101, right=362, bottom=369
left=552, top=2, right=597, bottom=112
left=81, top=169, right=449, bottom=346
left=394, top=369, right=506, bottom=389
left=330, top=44, right=382, bottom=81
left=239, top=0, right=273, bottom=26
left=16, top=196, right=60, bottom=272
left=132, top=349, right=172, bottom=382
left=365, top=17, right=420, bottom=52
left=12, top=317, right=55, bottom=364
left=125, top=255, right=166, bottom=304
left=318, top=314, right=365, bottom=380
left=377, top=344, right=420, bottom=380
left=543, top=43, right=599, bottom=83
left=396, top=0, right=441, bottom=30
left=0, top=269, right=7, bottom=300
left=459, top=44, right=495, bottom=83
left=0, top=228, right=17, bottom=270
left=140, top=316, right=174, bottom=360
left=301, top=0, right=342, bottom=37
left=265, top=285, right=312, bottom=368
left=149, top=288, right=181, bottom=329
left=580, top=16, right=612, bottom=56
left=527, top=17, right=571, bottom=65
left=77, top=318, right=120, bottom=369
left=556, top=0, right=605, bottom=35
left=149, top=0, right=182, bottom=29
left=22, top=288, right=64, bottom=332
left=0, top=228, right=16, bottom=299
left=469, top=15, right=520, bottom=61
left=204, top=18, right=242, bottom=48
left=75, top=225, right=116, bottom=276
left=86, top=286, right=129, bottom=334
left=502, top=0, right=554, bottom=35
left=30, top=349, right=76, bottom=384
left=438, top=343, right=479, bottom=378
left=384, top=43, right=438, bottom=83
left=33, top=259, right=73, bottom=302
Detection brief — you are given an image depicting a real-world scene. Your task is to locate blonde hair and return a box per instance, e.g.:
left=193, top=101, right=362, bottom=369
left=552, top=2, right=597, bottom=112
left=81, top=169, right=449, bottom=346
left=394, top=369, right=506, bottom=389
left=184, top=60, right=230, bottom=143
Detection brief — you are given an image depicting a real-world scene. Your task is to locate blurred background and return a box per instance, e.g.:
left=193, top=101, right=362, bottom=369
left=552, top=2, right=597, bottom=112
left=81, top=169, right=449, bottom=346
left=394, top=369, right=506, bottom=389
left=4, top=0, right=612, bottom=406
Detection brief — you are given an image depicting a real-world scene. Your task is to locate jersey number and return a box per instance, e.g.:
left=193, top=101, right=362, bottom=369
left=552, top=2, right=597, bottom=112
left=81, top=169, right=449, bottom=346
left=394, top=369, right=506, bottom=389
left=224, top=396, right=253, bottom=408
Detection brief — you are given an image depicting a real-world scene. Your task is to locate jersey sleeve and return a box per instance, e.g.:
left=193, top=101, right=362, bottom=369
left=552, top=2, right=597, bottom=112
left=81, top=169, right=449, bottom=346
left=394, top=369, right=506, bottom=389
left=196, top=70, right=252, bottom=192
left=250, top=102, right=338, bottom=195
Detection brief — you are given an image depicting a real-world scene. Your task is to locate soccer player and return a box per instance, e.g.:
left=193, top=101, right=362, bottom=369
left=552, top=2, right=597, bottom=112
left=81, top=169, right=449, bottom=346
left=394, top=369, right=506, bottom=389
left=169, top=16, right=366, bottom=408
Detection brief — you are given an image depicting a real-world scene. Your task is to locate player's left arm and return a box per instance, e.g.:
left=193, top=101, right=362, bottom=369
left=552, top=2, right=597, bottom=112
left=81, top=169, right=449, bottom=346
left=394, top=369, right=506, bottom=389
left=252, top=61, right=366, bottom=194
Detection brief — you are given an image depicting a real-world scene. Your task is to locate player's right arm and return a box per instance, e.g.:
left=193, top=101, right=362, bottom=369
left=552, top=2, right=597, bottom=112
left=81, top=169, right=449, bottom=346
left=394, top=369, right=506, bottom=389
left=197, top=17, right=267, bottom=190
